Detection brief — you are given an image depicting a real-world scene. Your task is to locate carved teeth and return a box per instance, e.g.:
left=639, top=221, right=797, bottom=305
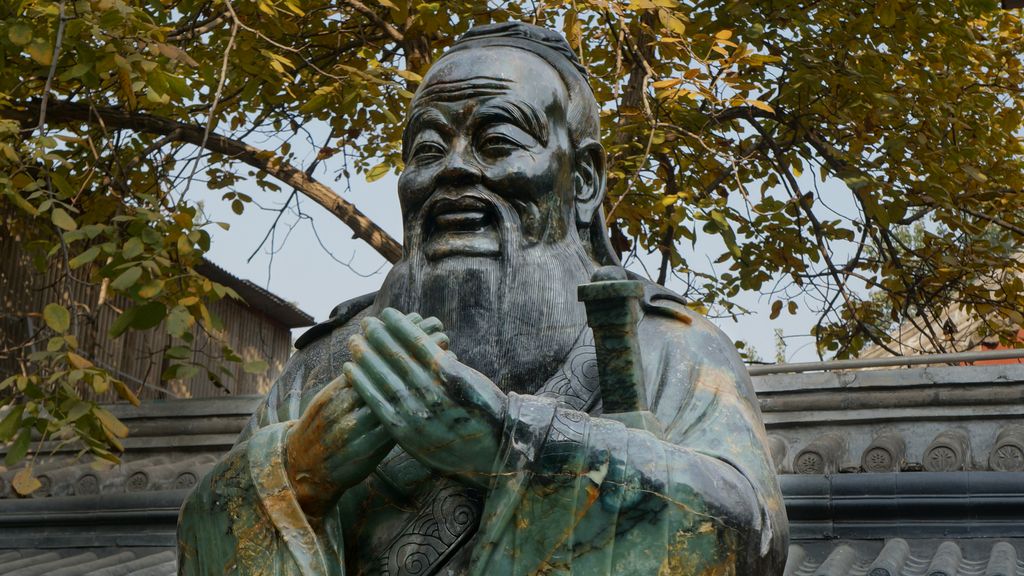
left=434, top=210, right=489, bottom=232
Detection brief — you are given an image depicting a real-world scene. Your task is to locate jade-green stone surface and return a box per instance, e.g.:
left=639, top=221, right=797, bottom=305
left=177, top=21, right=787, bottom=576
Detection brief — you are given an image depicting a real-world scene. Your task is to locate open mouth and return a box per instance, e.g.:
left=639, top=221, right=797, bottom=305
left=432, top=197, right=493, bottom=234
left=424, top=195, right=500, bottom=258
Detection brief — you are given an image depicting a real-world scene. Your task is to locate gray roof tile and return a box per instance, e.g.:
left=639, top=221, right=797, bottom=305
left=0, top=552, right=174, bottom=576
left=787, top=540, right=1024, bottom=576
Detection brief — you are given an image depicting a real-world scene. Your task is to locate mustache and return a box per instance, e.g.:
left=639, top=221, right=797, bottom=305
left=421, top=186, right=518, bottom=222
left=413, top=186, right=529, bottom=249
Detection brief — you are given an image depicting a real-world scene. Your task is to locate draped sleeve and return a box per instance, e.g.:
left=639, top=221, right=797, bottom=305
left=177, top=310, right=367, bottom=576
left=466, top=308, right=788, bottom=576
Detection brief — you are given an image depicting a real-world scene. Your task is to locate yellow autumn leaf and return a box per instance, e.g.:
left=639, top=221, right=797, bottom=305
left=67, top=352, right=93, bottom=369
left=652, top=78, right=683, bottom=89
left=12, top=467, right=42, bottom=496
left=748, top=99, right=776, bottom=114
left=94, top=407, right=130, bottom=437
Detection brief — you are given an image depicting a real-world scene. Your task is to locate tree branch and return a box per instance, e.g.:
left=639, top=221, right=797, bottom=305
left=4, top=100, right=403, bottom=263
left=340, top=0, right=404, bottom=44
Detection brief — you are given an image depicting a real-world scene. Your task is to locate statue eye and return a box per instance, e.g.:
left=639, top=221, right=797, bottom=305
left=411, top=140, right=446, bottom=162
left=477, top=129, right=528, bottom=155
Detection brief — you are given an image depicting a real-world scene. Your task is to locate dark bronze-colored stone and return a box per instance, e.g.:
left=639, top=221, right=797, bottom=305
left=794, top=433, right=846, bottom=474
left=178, top=21, right=786, bottom=576
left=924, top=429, right=972, bottom=472
left=862, top=432, right=906, bottom=473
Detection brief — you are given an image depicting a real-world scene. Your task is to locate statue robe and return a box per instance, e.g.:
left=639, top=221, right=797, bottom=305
left=177, top=287, right=787, bottom=575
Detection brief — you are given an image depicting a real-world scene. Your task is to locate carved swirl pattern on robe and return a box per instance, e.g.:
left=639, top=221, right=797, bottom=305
left=379, top=482, right=482, bottom=576
left=535, top=329, right=599, bottom=412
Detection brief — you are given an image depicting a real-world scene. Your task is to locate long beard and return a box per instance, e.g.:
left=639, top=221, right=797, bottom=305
left=374, top=192, right=595, bottom=394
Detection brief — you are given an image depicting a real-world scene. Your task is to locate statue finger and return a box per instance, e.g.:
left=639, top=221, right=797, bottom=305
left=417, top=316, right=444, bottom=335
left=348, top=332, right=404, bottom=404
left=406, top=312, right=424, bottom=324
left=345, top=353, right=431, bottom=429
left=361, top=317, right=440, bottom=400
left=344, top=361, right=402, bottom=430
left=380, top=307, right=446, bottom=370
left=330, top=404, right=380, bottom=444
left=430, top=331, right=449, bottom=350
left=437, top=352, right=506, bottom=419
left=346, top=426, right=394, bottom=464
left=301, top=374, right=358, bottom=430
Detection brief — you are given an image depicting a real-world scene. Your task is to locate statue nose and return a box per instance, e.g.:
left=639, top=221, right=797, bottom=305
left=437, top=147, right=481, bottom=187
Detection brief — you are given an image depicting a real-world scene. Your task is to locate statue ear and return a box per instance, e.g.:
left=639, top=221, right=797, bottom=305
left=573, top=139, right=607, bottom=228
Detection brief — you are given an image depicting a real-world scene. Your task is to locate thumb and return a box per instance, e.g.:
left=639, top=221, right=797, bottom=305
left=436, top=350, right=467, bottom=387
left=437, top=352, right=507, bottom=418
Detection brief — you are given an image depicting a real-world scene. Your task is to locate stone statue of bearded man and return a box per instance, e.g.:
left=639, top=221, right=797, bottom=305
left=177, top=21, right=787, bottom=576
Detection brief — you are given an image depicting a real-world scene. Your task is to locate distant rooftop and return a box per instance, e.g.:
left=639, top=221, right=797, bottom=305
left=196, top=260, right=313, bottom=329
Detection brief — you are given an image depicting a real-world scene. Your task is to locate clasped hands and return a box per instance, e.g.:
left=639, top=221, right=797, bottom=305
left=286, top=308, right=507, bottom=513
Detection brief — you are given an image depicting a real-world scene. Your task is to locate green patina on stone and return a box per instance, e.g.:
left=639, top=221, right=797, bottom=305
left=177, top=20, right=787, bottom=576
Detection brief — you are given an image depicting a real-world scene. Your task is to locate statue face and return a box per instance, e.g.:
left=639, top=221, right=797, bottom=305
left=398, top=47, right=576, bottom=261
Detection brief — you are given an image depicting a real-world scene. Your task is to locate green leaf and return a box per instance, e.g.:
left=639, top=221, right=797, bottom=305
left=166, top=305, right=192, bottom=338
left=59, top=61, right=92, bottom=80
left=877, top=1, right=897, bottom=27
left=963, top=165, right=988, bottom=183
left=165, top=345, right=191, bottom=360
left=7, top=23, right=32, bottom=47
left=243, top=359, right=269, bottom=374
left=69, top=245, right=101, bottom=269
left=132, top=301, right=166, bottom=330
left=109, top=266, right=142, bottom=291
left=109, top=309, right=136, bottom=339
left=5, top=429, right=31, bottom=466
left=66, top=401, right=91, bottom=422
left=42, top=303, right=70, bottom=333
left=51, top=208, right=77, bottom=231
left=0, top=405, right=25, bottom=441
left=109, top=302, right=166, bottom=338
left=122, top=237, right=144, bottom=259
left=4, top=191, right=38, bottom=216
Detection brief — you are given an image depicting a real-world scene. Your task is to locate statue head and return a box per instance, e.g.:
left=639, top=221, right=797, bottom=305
left=377, top=22, right=614, bottom=391
left=398, top=21, right=616, bottom=266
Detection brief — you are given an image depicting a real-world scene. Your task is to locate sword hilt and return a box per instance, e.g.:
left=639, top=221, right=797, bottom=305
left=577, top=266, right=647, bottom=414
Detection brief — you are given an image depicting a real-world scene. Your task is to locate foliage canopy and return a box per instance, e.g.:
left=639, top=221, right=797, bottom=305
left=1, top=0, right=1023, bottom=480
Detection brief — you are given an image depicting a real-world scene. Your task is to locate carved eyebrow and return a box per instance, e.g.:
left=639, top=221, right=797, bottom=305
left=402, top=108, right=450, bottom=157
left=474, top=99, right=549, bottom=146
